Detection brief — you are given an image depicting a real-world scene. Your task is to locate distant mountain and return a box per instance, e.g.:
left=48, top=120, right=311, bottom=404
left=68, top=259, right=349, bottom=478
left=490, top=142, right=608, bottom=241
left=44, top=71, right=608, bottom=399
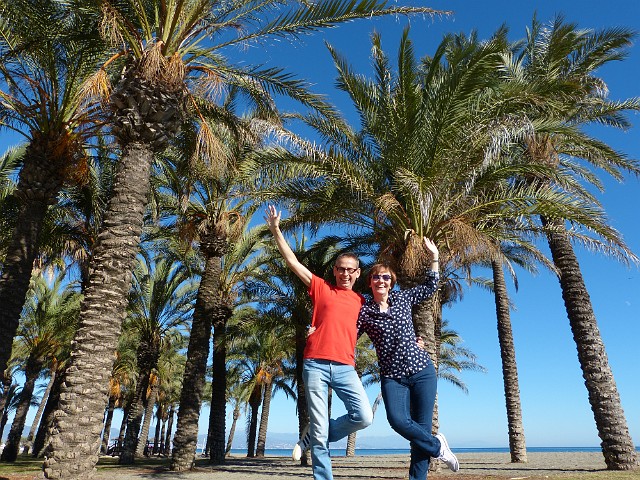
left=219, top=431, right=409, bottom=450
left=100, top=428, right=409, bottom=451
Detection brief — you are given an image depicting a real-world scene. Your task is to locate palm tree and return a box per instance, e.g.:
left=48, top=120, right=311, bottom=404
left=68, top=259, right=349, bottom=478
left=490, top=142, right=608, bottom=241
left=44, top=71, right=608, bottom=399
left=223, top=364, right=251, bottom=456
left=158, top=108, right=269, bottom=469
left=118, top=255, right=196, bottom=464
left=151, top=343, right=185, bottom=455
left=501, top=16, right=639, bottom=469
left=0, top=0, right=104, bottom=379
left=226, top=314, right=296, bottom=458
left=489, top=249, right=532, bottom=463
left=1, top=271, right=80, bottom=462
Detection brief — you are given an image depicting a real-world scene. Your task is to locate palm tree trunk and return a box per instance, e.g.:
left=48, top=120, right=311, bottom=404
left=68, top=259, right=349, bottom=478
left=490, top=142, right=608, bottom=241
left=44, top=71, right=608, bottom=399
left=170, top=244, right=223, bottom=471
left=491, top=259, right=527, bottom=463
left=32, top=368, right=66, bottom=458
left=0, top=408, right=9, bottom=442
left=42, top=142, right=155, bottom=480
left=225, top=403, right=241, bottom=456
left=152, top=405, right=163, bottom=455
left=0, top=375, right=12, bottom=422
left=246, top=386, right=261, bottom=458
left=295, top=316, right=310, bottom=465
left=0, top=151, right=64, bottom=380
left=345, top=432, right=357, bottom=457
left=543, top=217, right=637, bottom=470
left=412, top=292, right=441, bottom=473
left=117, top=404, right=129, bottom=451
left=163, top=404, right=175, bottom=455
left=208, top=303, right=231, bottom=465
left=346, top=370, right=364, bottom=457
left=1, top=357, right=42, bottom=462
left=23, top=371, right=56, bottom=455
left=135, top=379, right=158, bottom=457
left=255, top=381, right=273, bottom=457
left=120, top=370, right=151, bottom=464
left=101, top=395, right=116, bottom=454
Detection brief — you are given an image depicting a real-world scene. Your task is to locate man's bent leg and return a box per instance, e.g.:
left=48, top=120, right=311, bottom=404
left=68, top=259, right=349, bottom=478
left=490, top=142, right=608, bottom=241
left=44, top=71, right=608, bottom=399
left=303, top=360, right=333, bottom=480
left=328, top=362, right=373, bottom=443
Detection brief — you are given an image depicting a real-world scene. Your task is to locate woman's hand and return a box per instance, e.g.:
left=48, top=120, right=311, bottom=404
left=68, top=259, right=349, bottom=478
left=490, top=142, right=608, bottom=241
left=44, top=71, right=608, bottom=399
left=423, top=237, right=439, bottom=263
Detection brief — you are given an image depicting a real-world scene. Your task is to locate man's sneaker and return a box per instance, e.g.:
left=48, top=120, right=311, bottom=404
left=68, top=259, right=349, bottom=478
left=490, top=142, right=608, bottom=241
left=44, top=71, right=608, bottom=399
left=292, top=424, right=311, bottom=461
left=435, top=432, right=459, bottom=472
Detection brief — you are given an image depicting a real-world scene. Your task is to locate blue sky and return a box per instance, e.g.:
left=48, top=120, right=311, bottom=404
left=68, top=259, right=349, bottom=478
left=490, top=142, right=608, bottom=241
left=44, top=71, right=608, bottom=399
left=215, top=0, right=640, bottom=448
left=5, top=0, right=639, bottom=450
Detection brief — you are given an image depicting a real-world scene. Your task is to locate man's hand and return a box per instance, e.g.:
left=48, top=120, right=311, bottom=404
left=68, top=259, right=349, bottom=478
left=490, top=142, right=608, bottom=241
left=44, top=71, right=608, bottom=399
left=264, top=204, right=281, bottom=232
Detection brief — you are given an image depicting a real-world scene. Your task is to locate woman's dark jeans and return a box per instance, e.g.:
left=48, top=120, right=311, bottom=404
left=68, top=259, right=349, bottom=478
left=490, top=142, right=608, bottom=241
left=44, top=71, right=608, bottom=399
left=381, top=363, right=441, bottom=480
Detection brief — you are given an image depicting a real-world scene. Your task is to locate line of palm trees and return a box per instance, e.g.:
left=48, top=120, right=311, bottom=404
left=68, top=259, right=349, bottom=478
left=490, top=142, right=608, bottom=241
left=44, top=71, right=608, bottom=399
left=0, top=1, right=637, bottom=478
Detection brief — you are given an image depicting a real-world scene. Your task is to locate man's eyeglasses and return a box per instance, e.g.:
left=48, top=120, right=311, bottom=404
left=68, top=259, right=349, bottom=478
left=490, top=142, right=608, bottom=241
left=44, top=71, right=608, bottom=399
left=335, top=266, right=358, bottom=274
left=372, top=274, right=392, bottom=281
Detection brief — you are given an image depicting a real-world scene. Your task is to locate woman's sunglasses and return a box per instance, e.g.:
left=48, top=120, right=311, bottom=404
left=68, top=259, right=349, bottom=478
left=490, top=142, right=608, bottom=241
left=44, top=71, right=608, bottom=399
left=372, top=274, right=392, bottom=281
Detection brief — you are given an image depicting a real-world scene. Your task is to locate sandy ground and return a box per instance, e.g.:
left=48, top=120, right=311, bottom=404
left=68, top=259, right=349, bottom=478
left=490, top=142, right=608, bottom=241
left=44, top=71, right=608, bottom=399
left=80, top=451, right=616, bottom=480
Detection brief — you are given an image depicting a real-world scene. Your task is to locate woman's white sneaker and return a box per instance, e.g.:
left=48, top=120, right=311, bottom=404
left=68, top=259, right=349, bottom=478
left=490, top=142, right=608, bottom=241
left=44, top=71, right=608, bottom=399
left=435, top=432, right=459, bottom=472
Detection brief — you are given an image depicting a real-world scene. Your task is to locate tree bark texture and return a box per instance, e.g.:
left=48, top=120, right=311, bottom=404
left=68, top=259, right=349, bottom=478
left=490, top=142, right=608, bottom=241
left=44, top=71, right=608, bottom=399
left=1, top=357, right=42, bottom=461
left=255, top=382, right=273, bottom=457
left=170, top=245, right=223, bottom=471
left=0, top=149, right=65, bottom=379
left=208, top=304, right=231, bottom=465
left=33, top=369, right=66, bottom=458
left=101, top=395, right=116, bottom=454
left=246, top=386, right=261, bottom=458
left=163, top=404, right=175, bottom=456
left=42, top=143, right=154, bottom=479
left=345, top=431, right=357, bottom=457
left=135, top=379, right=158, bottom=458
left=119, top=373, right=150, bottom=463
left=23, top=371, right=56, bottom=455
left=543, top=218, right=638, bottom=470
left=225, top=403, right=240, bottom=456
left=491, top=260, right=528, bottom=463
left=295, top=310, right=310, bottom=465
left=152, top=406, right=162, bottom=455
left=117, top=405, right=129, bottom=450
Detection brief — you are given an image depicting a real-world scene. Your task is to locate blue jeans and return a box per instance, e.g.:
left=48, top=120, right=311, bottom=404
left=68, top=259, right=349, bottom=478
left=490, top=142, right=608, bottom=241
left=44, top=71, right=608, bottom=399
left=381, top=363, right=441, bottom=480
left=303, top=359, right=373, bottom=480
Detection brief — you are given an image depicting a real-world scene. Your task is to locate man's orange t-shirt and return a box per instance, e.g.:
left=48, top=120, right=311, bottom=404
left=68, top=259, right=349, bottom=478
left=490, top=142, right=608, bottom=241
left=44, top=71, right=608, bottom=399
left=304, top=274, right=365, bottom=366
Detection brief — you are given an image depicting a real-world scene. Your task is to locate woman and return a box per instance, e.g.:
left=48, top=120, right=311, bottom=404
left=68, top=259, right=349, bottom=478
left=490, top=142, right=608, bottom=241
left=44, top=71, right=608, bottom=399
left=357, top=237, right=459, bottom=479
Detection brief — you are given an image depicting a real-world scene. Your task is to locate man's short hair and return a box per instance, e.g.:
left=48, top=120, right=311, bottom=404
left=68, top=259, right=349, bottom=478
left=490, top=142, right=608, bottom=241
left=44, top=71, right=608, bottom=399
left=335, top=252, right=359, bottom=267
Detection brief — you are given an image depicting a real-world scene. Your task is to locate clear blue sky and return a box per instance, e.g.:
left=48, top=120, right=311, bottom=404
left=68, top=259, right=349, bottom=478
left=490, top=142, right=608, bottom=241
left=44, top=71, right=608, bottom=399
left=214, top=0, right=640, bottom=449
left=6, top=0, right=639, bottom=450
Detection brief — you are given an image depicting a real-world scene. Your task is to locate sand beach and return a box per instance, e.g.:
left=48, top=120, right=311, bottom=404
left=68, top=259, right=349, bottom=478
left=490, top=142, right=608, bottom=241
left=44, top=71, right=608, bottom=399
left=3, top=451, right=639, bottom=480
left=84, top=451, right=635, bottom=480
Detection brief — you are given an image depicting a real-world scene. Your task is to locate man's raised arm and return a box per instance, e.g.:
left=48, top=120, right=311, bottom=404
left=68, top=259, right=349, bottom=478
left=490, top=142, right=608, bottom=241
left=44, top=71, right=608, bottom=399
left=264, top=205, right=313, bottom=287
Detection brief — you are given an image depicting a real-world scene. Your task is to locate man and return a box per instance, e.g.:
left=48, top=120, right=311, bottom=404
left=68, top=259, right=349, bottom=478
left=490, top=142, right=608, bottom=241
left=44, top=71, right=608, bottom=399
left=265, top=205, right=373, bottom=480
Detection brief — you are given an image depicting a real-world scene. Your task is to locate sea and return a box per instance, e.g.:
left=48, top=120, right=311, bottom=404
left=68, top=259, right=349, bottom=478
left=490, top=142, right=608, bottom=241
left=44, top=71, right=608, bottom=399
left=216, top=446, right=624, bottom=457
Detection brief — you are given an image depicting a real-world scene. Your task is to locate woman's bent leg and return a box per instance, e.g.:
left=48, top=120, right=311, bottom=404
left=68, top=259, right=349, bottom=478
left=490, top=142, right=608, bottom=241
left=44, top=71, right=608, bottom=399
left=381, top=365, right=439, bottom=480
